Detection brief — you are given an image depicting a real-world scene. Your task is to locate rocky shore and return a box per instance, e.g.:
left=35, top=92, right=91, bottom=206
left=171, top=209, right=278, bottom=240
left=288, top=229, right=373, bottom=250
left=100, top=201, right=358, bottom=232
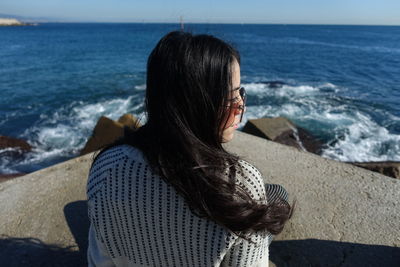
left=76, top=114, right=400, bottom=179
left=0, top=136, right=32, bottom=182
left=1, top=114, right=399, bottom=182
left=241, top=117, right=400, bottom=179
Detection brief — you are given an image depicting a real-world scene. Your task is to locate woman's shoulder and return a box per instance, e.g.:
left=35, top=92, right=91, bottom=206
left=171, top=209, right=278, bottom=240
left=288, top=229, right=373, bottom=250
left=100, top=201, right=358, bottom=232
left=91, top=144, right=146, bottom=169
left=235, top=159, right=267, bottom=201
left=237, top=159, right=263, bottom=178
left=87, top=144, right=148, bottom=197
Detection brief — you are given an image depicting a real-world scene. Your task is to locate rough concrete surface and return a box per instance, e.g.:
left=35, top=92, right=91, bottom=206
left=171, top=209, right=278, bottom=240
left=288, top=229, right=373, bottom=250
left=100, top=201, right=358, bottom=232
left=226, top=132, right=400, bottom=266
left=1, top=131, right=399, bottom=266
left=0, top=155, right=92, bottom=266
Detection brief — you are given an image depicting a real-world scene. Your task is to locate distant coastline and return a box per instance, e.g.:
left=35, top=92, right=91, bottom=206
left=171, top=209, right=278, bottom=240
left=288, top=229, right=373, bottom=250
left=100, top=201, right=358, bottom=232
left=0, top=18, right=36, bottom=26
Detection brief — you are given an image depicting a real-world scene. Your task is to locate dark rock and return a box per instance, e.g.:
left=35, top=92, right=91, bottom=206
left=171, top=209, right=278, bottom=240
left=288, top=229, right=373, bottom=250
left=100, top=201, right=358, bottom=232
left=242, top=117, right=323, bottom=154
left=80, top=114, right=141, bottom=155
left=0, top=136, right=32, bottom=161
left=117, top=113, right=139, bottom=129
left=294, top=128, right=323, bottom=154
left=261, top=81, right=286, bottom=88
left=349, top=161, right=400, bottom=179
left=0, top=136, right=32, bottom=152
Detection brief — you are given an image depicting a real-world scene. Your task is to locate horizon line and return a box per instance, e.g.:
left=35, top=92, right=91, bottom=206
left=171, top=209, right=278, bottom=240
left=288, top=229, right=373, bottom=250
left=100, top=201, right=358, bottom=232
left=2, top=14, right=400, bottom=26
left=21, top=21, right=400, bottom=27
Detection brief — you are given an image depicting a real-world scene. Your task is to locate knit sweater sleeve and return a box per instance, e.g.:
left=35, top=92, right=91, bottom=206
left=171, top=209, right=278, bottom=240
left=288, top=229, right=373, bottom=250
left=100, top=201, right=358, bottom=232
left=86, top=146, right=127, bottom=267
left=88, top=223, right=116, bottom=267
left=220, top=238, right=269, bottom=267
left=234, top=160, right=268, bottom=203
left=220, top=160, right=270, bottom=267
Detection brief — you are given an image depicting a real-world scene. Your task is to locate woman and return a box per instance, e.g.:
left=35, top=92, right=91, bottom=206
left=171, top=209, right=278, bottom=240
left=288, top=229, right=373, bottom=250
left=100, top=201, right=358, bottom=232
left=87, top=31, right=292, bottom=267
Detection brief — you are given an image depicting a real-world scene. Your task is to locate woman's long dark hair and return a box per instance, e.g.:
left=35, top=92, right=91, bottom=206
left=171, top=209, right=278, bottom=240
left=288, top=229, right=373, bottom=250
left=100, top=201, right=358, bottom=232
left=95, top=31, right=292, bottom=238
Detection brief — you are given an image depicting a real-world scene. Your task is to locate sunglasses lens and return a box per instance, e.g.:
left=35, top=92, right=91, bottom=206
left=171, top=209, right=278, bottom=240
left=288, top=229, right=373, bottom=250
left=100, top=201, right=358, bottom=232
left=240, top=87, right=246, bottom=102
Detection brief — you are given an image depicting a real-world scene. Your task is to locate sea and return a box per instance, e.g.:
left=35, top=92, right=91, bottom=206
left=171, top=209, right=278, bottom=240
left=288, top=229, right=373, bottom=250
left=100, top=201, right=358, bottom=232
left=1, top=23, right=400, bottom=175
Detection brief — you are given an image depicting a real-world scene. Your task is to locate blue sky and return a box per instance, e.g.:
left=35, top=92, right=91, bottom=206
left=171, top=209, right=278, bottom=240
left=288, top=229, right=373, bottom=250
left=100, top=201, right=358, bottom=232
left=1, top=0, right=400, bottom=25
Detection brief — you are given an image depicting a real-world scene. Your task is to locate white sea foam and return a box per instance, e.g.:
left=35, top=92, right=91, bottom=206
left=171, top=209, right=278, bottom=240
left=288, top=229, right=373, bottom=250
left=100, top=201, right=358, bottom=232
left=0, top=147, right=22, bottom=153
left=279, top=85, right=318, bottom=95
left=242, top=82, right=268, bottom=94
left=320, top=82, right=337, bottom=89
left=14, top=148, right=67, bottom=167
left=134, top=84, right=146, bottom=91
left=241, top=81, right=400, bottom=162
left=4, top=96, right=145, bottom=173
left=322, top=112, right=400, bottom=162
left=0, top=147, right=30, bottom=174
left=243, top=82, right=320, bottom=98
left=36, top=125, right=82, bottom=152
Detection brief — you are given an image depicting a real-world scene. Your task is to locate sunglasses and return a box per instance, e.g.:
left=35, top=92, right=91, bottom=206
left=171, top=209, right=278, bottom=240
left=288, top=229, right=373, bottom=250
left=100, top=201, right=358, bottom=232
left=227, top=86, right=246, bottom=123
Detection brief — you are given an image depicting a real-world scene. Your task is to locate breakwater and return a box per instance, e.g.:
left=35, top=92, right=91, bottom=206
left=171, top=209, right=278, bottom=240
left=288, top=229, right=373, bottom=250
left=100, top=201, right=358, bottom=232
left=0, top=131, right=399, bottom=266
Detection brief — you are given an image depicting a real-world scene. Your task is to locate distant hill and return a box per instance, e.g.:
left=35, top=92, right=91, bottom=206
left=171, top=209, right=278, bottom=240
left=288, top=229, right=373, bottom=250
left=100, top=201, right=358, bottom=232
left=0, top=18, right=26, bottom=26
left=0, top=13, right=54, bottom=23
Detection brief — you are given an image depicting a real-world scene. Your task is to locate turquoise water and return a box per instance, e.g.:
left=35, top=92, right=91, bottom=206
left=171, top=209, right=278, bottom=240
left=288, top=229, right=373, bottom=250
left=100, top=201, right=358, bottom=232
left=1, top=23, right=400, bottom=174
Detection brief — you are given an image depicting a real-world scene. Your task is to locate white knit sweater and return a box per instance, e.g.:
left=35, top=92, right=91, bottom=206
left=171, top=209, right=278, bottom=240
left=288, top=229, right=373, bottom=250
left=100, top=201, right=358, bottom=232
left=87, top=145, right=270, bottom=267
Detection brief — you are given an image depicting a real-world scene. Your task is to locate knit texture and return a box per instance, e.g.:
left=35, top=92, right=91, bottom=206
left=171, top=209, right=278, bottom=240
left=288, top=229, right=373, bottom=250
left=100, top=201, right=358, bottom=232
left=87, top=144, right=275, bottom=267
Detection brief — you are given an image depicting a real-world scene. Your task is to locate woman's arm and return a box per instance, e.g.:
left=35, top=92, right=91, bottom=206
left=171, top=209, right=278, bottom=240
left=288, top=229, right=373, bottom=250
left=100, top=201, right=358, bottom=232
left=220, top=235, right=269, bottom=267
left=87, top=223, right=116, bottom=267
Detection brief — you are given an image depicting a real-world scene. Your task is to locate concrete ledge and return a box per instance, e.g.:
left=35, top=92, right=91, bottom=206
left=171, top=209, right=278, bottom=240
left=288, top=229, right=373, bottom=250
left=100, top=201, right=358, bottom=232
left=1, top=131, right=399, bottom=266
left=226, top=132, right=400, bottom=266
left=0, top=155, right=92, bottom=266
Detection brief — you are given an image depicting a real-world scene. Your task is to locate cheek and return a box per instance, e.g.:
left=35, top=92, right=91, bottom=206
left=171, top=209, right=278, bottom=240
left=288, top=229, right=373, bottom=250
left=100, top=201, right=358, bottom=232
left=220, top=109, right=237, bottom=143
left=221, top=121, right=235, bottom=142
left=220, top=109, right=235, bottom=130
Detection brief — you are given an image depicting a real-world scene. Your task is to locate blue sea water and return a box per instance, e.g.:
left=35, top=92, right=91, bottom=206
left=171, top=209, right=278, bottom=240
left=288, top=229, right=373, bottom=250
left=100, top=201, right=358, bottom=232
left=1, top=23, right=400, bottom=174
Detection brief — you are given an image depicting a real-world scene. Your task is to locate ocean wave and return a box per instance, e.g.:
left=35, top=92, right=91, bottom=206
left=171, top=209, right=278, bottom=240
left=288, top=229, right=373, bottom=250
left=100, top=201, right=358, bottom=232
left=241, top=81, right=345, bottom=125
left=241, top=81, right=400, bottom=162
left=322, top=111, right=400, bottom=162
left=134, top=84, right=146, bottom=91
left=243, top=81, right=337, bottom=97
left=0, top=147, right=31, bottom=174
left=0, top=96, right=145, bottom=174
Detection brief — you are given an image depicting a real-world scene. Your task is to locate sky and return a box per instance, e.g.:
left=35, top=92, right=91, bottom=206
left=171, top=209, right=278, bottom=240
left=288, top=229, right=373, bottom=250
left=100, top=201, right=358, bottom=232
left=1, top=0, right=400, bottom=25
